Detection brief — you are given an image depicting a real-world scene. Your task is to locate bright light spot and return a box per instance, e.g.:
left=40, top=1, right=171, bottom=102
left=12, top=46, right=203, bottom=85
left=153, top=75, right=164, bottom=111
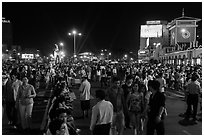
left=6, top=49, right=8, bottom=52
left=78, top=33, right=82, bottom=36
left=109, top=53, right=111, bottom=56
left=17, top=53, right=20, bottom=56
left=181, top=29, right=186, bottom=33
left=74, top=55, right=77, bottom=57
left=60, top=51, right=65, bottom=55
left=68, top=33, right=71, bottom=36
left=73, top=30, right=76, bottom=34
left=124, top=54, right=127, bottom=58
left=130, top=58, right=133, bottom=60
left=50, top=54, right=54, bottom=58
left=9, top=57, right=12, bottom=59
left=101, top=53, right=104, bottom=56
left=153, top=43, right=156, bottom=45
left=60, top=42, right=64, bottom=46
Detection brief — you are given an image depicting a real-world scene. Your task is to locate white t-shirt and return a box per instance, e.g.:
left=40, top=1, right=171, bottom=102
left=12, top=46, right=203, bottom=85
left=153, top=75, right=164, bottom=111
left=79, top=79, right=91, bottom=100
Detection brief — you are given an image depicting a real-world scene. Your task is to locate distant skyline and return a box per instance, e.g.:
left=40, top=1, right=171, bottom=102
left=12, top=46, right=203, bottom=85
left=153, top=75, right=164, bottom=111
left=2, top=2, right=202, bottom=57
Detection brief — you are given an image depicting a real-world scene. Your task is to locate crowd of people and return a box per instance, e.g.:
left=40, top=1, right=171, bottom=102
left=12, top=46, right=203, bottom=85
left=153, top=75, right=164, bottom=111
left=2, top=60, right=202, bottom=135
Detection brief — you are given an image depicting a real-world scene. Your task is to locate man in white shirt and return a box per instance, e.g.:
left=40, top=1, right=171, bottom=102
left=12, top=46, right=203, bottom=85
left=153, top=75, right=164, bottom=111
left=90, top=89, right=113, bottom=135
left=156, top=72, right=166, bottom=93
left=79, top=75, right=91, bottom=118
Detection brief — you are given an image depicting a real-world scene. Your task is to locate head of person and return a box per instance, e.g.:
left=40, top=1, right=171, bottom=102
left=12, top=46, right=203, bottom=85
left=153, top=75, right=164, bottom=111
left=95, top=89, right=106, bottom=101
left=11, top=74, right=17, bottom=81
left=55, top=107, right=68, bottom=123
left=22, top=77, right=29, bottom=85
left=148, top=80, right=160, bottom=93
left=138, top=83, right=147, bottom=94
left=112, top=76, right=120, bottom=88
left=191, top=73, right=198, bottom=82
left=82, top=75, right=88, bottom=81
left=126, top=75, right=133, bottom=87
left=49, top=119, right=68, bottom=135
left=132, top=82, right=139, bottom=93
left=158, top=72, right=163, bottom=78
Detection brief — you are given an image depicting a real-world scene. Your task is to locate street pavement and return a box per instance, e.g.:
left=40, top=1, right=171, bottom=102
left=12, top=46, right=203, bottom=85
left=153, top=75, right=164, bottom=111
left=2, top=82, right=202, bottom=135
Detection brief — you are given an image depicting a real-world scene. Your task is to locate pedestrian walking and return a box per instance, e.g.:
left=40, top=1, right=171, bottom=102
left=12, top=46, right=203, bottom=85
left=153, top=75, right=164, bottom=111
left=90, top=89, right=113, bottom=135
left=146, top=80, right=166, bottom=135
left=185, top=73, right=201, bottom=123
left=16, top=76, right=36, bottom=133
left=122, top=74, right=133, bottom=129
left=127, top=82, right=144, bottom=135
left=4, top=73, right=22, bottom=128
left=106, top=77, right=125, bottom=135
left=79, top=75, right=91, bottom=118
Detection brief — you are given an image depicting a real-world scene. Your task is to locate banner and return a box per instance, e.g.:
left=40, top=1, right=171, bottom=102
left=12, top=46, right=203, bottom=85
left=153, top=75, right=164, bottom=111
left=170, top=28, right=176, bottom=46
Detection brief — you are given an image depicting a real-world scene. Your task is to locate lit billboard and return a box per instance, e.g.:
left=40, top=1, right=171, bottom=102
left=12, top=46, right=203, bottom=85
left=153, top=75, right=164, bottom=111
left=22, top=54, right=34, bottom=59
left=140, top=25, right=163, bottom=38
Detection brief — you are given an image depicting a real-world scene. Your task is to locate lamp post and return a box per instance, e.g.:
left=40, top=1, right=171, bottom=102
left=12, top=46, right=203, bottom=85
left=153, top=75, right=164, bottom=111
left=68, top=30, right=81, bottom=58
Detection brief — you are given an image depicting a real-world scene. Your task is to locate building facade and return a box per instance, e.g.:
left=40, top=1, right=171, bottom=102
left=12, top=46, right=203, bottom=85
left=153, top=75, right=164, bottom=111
left=138, top=20, right=169, bottom=62
left=138, top=12, right=202, bottom=65
left=2, top=17, right=12, bottom=51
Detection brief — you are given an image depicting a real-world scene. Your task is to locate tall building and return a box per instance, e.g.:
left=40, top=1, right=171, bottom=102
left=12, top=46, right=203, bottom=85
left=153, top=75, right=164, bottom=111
left=162, top=10, right=201, bottom=65
left=2, top=17, right=13, bottom=52
left=138, top=11, right=202, bottom=65
left=138, top=20, right=169, bottom=62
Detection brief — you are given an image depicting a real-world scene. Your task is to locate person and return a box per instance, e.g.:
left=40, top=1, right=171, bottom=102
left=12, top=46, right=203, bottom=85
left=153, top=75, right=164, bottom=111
left=106, top=77, right=125, bottom=135
left=2, top=74, right=9, bottom=120
left=121, top=74, right=133, bottom=129
left=146, top=80, right=166, bottom=135
left=48, top=119, right=69, bottom=135
left=156, top=72, right=166, bottom=93
left=16, top=76, right=36, bottom=133
left=138, top=83, right=148, bottom=134
left=11, top=74, right=22, bottom=128
left=4, top=73, right=22, bottom=129
left=185, top=73, right=201, bottom=122
left=101, top=68, right=107, bottom=88
left=127, top=82, right=144, bottom=135
left=90, top=89, right=113, bottom=135
left=79, top=75, right=91, bottom=118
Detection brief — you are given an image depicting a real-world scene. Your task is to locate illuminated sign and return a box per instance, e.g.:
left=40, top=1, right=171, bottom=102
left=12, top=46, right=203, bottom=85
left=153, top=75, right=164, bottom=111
left=140, top=25, right=163, bottom=38
left=2, top=19, right=10, bottom=23
left=146, top=20, right=161, bottom=25
left=138, top=50, right=149, bottom=55
left=22, top=54, right=34, bottom=59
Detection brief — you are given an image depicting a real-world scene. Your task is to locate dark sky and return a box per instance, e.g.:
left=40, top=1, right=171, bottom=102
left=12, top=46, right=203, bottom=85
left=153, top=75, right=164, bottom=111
left=2, top=2, right=202, bottom=57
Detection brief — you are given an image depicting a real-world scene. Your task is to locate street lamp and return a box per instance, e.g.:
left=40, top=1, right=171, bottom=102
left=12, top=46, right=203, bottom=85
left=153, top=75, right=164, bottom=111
left=68, top=29, right=82, bottom=57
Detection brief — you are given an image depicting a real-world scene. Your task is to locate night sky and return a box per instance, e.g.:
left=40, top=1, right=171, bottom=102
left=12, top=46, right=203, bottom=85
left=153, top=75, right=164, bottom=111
left=2, top=2, right=202, bottom=57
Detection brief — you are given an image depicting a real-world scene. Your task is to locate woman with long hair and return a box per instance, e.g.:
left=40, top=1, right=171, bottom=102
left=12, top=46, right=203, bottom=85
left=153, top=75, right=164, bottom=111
left=127, top=82, right=144, bottom=135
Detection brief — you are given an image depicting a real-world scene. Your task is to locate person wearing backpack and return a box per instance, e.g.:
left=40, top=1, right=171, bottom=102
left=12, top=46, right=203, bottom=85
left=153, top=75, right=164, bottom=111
left=127, top=82, right=144, bottom=135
